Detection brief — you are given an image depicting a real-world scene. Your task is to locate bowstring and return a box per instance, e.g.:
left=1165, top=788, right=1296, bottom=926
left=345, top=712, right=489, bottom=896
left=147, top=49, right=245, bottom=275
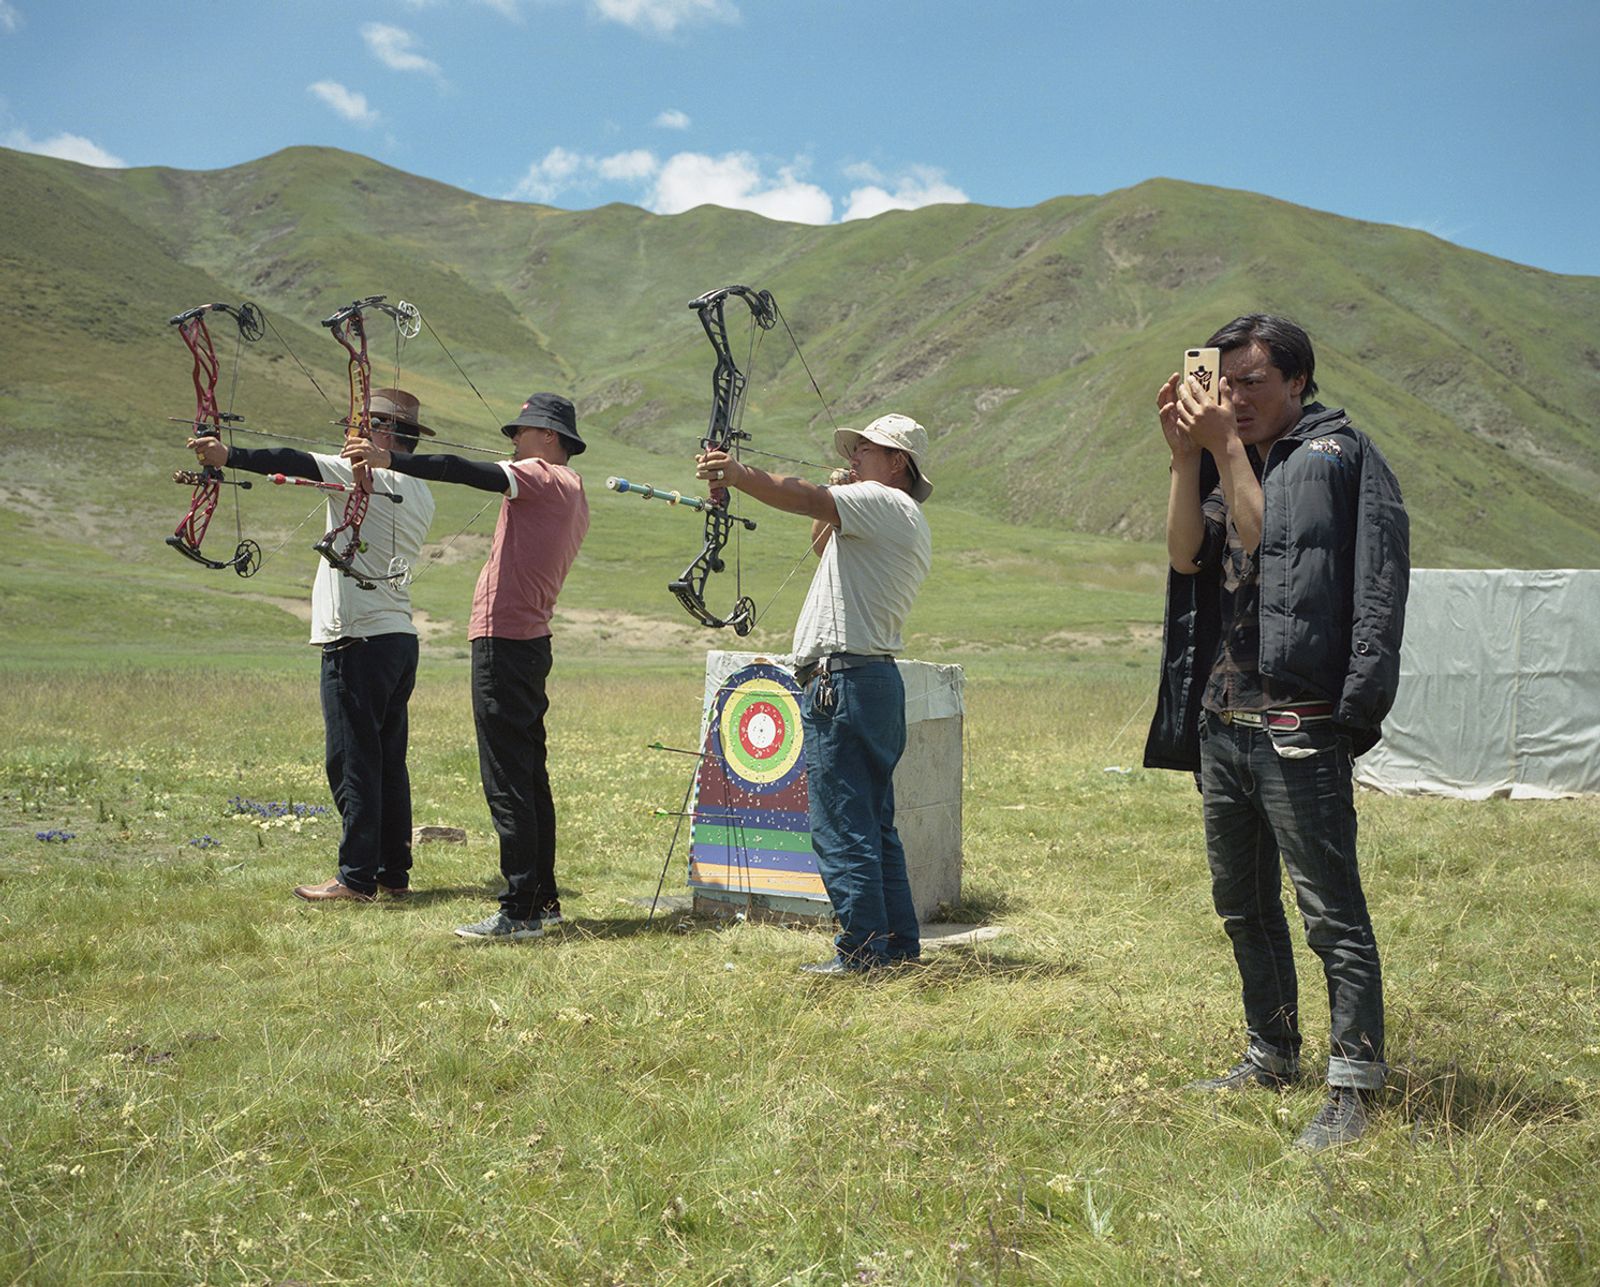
left=400, top=310, right=508, bottom=588
left=254, top=311, right=348, bottom=566
left=731, top=309, right=766, bottom=610
left=746, top=297, right=847, bottom=631
left=224, top=320, right=247, bottom=550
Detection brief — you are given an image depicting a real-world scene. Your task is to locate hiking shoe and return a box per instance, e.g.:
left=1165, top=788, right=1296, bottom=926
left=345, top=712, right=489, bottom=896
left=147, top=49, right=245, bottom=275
left=1185, top=1058, right=1298, bottom=1092
left=540, top=910, right=564, bottom=929
left=453, top=911, right=544, bottom=941
left=1294, top=1087, right=1371, bottom=1152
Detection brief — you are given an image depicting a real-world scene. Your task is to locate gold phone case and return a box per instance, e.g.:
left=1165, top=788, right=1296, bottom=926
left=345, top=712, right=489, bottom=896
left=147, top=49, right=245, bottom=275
left=1183, top=347, right=1221, bottom=399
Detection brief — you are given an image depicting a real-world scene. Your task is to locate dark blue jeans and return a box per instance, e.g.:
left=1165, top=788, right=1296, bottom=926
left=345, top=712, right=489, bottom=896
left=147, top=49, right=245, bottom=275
left=471, top=636, right=559, bottom=921
left=320, top=633, right=418, bottom=895
left=1198, top=710, right=1385, bottom=1089
left=800, top=660, right=919, bottom=969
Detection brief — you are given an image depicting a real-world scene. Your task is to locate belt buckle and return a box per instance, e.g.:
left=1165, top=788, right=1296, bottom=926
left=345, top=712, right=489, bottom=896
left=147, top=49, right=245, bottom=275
left=1218, top=710, right=1233, bottom=726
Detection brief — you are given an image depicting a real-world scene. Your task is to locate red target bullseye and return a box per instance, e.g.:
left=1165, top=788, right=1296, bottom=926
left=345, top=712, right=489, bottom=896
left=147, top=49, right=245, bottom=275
left=738, top=701, right=785, bottom=760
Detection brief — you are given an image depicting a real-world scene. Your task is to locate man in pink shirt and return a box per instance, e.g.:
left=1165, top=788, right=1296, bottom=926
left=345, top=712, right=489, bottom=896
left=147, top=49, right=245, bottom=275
left=344, top=393, right=590, bottom=940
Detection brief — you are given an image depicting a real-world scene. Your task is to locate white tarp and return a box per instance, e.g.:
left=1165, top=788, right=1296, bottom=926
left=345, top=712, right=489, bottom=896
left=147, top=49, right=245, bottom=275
left=1356, top=569, right=1600, bottom=799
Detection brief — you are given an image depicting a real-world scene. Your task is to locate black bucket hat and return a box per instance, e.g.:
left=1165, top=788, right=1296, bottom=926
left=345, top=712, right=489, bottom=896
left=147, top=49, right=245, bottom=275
left=502, top=392, right=586, bottom=456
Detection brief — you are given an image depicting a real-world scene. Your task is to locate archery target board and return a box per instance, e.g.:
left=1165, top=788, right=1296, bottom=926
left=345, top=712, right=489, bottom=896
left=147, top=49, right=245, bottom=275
left=689, top=659, right=825, bottom=899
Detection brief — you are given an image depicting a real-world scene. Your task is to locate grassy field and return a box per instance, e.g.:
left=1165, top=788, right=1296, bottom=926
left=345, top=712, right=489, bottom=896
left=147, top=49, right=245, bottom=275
left=2, top=645, right=1596, bottom=1284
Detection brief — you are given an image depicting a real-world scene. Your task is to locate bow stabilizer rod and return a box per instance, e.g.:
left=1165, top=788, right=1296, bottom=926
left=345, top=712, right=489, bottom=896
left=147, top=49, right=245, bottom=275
left=605, top=476, right=757, bottom=528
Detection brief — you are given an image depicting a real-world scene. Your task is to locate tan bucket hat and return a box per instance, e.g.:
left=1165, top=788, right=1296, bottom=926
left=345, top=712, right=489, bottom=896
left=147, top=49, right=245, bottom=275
left=833, top=413, right=933, bottom=502
left=370, top=387, right=435, bottom=437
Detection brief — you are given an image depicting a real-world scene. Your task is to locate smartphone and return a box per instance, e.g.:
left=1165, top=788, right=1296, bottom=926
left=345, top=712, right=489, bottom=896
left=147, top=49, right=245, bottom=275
left=1183, top=347, right=1221, bottom=399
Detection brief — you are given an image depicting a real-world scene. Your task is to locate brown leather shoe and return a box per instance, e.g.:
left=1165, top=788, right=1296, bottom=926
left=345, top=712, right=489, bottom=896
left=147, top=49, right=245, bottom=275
left=293, top=878, right=375, bottom=903
left=377, top=883, right=410, bottom=900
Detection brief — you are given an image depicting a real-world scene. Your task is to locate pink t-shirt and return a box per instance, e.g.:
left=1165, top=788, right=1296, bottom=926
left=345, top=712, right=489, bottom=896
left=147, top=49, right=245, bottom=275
left=468, top=459, right=589, bottom=641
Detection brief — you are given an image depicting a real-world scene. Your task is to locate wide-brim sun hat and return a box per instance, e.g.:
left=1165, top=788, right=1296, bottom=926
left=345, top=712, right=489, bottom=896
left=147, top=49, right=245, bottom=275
left=833, top=413, right=932, bottom=502
left=369, top=387, right=435, bottom=437
left=502, top=391, right=586, bottom=456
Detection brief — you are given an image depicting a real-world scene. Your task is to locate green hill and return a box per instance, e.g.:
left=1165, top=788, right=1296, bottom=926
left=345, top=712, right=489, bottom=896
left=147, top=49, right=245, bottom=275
left=2, top=143, right=1597, bottom=664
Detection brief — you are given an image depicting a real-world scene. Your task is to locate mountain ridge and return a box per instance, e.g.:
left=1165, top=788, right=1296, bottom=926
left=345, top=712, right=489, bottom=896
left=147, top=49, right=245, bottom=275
left=3, top=143, right=1598, bottom=572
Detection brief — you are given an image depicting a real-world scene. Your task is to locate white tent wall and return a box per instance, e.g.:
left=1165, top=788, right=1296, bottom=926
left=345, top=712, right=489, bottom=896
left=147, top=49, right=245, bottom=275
left=1355, top=569, right=1600, bottom=799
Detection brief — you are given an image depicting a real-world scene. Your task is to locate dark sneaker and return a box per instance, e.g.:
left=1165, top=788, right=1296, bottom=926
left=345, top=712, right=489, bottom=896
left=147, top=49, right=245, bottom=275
left=454, top=911, right=544, bottom=942
left=1185, top=1058, right=1298, bottom=1092
left=1294, top=1087, right=1371, bottom=1151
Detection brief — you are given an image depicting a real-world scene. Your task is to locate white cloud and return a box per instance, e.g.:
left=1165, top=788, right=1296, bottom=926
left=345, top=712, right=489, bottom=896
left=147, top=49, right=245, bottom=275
left=591, top=0, right=737, bottom=36
left=4, top=127, right=124, bottom=168
left=0, top=2, right=21, bottom=34
left=650, top=152, right=833, bottom=223
left=308, top=81, right=380, bottom=127
left=362, top=23, right=443, bottom=80
left=509, top=145, right=589, bottom=202
left=510, top=146, right=659, bottom=202
left=596, top=148, right=657, bottom=181
left=842, top=165, right=969, bottom=221
left=506, top=145, right=960, bottom=227
left=841, top=161, right=884, bottom=184
left=654, top=108, right=691, bottom=130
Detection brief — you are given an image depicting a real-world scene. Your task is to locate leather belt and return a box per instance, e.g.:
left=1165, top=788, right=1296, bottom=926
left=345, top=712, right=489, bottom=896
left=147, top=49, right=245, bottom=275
left=795, top=652, right=893, bottom=684
left=1218, top=702, right=1334, bottom=731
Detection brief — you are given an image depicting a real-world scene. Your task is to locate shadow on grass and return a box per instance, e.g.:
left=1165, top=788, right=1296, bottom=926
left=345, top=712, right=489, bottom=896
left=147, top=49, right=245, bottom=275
left=1387, top=1059, right=1585, bottom=1135
left=933, top=883, right=1021, bottom=922
left=918, top=943, right=1085, bottom=981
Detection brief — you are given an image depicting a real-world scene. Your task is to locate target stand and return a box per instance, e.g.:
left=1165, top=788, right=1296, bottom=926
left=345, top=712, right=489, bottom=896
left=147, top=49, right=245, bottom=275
left=688, top=651, right=965, bottom=925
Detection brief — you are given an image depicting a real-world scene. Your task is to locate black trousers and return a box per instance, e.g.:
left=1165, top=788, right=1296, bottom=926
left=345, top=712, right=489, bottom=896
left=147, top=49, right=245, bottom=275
left=320, top=633, right=418, bottom=895
left=471, top=636, right=559, bottom=919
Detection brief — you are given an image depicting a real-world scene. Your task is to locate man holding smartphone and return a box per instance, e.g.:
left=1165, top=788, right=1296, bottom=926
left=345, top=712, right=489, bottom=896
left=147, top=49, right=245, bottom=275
left=1144, top=315, right=1409, bottom=1151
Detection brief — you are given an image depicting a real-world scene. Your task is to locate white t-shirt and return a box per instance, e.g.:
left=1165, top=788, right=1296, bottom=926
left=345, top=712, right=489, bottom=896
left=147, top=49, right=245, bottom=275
left=791, top=481, right=931, bottom=665
left=308, top=454, right=436, bottom=644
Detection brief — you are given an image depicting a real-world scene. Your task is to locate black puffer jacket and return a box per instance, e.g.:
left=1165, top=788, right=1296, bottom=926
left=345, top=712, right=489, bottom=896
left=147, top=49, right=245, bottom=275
left=1143, top=404, right=1410, bottom=771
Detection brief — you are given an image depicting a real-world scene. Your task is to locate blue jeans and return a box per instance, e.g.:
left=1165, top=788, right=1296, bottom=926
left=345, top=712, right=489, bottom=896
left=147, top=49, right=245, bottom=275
left=321, top=633, right=418, bottom=895
left=800, top=661, right=920, bottom=969
left=1198, top=710, right=1385, bottom=1090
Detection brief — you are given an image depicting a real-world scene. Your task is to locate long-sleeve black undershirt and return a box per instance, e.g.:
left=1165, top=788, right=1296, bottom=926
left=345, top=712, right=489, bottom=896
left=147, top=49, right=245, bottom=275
left=224, top=445, right=321, bottom=480
left=383, top=451, right=510, bottom=493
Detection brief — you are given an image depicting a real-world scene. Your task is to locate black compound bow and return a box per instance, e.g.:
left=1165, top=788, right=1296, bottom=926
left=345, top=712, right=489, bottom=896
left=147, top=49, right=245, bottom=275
left=665, top=284, right=779, bottom=636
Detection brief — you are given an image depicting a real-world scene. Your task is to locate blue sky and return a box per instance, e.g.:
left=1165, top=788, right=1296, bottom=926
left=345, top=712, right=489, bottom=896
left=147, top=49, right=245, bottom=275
left=2, top=0, right=1596, bottom=275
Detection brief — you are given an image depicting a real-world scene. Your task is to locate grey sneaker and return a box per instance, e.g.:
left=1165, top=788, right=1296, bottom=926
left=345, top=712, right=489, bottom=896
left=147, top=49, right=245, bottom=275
left=540, top=910, right=563, bottom=929
left=454, top=911, right=544, bottom=941
left=1185, top=1058, right=1298, bottom=1092
left=1294, top=1087, right=1371, bottom=1151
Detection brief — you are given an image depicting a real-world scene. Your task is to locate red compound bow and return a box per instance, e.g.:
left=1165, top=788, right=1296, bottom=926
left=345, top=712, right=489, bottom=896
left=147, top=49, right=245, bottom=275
left=314, top=295, right=419, bottom=590
left=166, top=301, right=266, bottom=576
